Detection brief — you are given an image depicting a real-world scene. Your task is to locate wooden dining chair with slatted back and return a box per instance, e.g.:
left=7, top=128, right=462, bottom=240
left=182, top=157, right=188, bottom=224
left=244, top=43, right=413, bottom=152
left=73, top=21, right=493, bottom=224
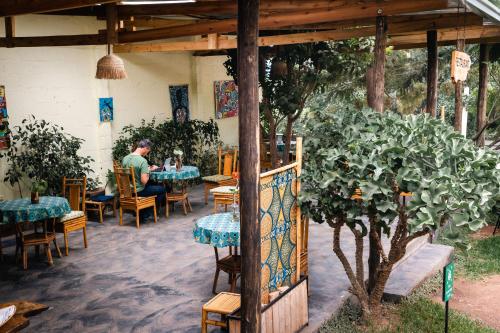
left=21, top=218, right=63, bottom=270
left=114, top=166, right=157, bottom=229
left=56, top=177, right=88, bottom=256
left=202, top=146, right=238, bottom=205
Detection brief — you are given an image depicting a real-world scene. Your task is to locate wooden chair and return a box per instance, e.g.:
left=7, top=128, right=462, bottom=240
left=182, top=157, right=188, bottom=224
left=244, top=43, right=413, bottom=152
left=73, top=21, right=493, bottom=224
left=212, top=247, right=241, bottom=294
left=260, top=141, right=273, bottom=170
left=211, top=186, right=239, bottom=213
left=300, top=215, right=310, bottom=277
left=165, top=192, right=192, bottom=218
left=114, top=166, right=157, bottom=229
left=202, top=147, right=238, bottom=205
left=85, top=187, right=116, bottom=223
left=55, top=177, right=88, bottom=256
left=20, top=219, right=62, bottom=270
left=201, top=292, right=240, bottom=333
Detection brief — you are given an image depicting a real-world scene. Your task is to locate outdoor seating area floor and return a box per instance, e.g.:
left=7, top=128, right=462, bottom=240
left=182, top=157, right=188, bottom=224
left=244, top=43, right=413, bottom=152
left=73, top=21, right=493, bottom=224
left=0, top=185, right=350, bottom=332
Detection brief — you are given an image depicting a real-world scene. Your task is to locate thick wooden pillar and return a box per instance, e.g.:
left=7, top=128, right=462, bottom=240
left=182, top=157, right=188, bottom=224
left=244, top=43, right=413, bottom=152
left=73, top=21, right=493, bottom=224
left=238, top=0, right=261, bottom=332
left=426, top=30, right=438, bottom=117
left=5, top=17, right=15, bottom=48
left=106, top=4, right=118, bottom=46
left=454, top=39, right=465, bottom=132
left=476, top=44, right=490, bottom=147
left=373, top=16, right=387, bottom=113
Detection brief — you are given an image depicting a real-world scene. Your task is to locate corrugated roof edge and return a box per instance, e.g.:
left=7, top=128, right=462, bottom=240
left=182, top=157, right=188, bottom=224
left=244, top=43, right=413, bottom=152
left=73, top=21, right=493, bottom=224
left=466, top=0, right=500, bottom=24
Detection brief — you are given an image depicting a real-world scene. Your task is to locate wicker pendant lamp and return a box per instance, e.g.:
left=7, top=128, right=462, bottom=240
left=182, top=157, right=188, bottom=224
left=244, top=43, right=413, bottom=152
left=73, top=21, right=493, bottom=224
left=96, top=44, right=127, bottom=80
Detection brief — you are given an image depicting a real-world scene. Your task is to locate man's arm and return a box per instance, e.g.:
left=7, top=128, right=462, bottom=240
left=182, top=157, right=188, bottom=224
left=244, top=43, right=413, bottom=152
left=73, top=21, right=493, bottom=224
left=140, top=160, right=150, bottom=185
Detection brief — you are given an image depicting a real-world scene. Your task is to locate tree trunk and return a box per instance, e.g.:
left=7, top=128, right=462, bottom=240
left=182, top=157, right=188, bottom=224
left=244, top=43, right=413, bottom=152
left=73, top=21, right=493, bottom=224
left=454, top=39, right=465, bottom=132
left=283, top=115, right=293, bottom=164
left=262, top=99, right=279, bottom=168
left=366, top=66, right=376, bottom=109
left=373, top=16, right=387, bottom=113
left=367, top=209, right=380, bottom=294
left=426, top=30, right=438, bottom=117
left=476, top=44, right=490, bottom=147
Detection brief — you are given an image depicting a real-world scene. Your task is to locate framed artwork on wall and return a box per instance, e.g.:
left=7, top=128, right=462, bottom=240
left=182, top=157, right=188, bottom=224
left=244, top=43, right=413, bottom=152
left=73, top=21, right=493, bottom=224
left=0, top=85, right=11, bottom=149
left=99, top=97, right=114, bottom=122
left=169, top=85, right=189, bottom=124
left=214, top=80, right=238, bottom=119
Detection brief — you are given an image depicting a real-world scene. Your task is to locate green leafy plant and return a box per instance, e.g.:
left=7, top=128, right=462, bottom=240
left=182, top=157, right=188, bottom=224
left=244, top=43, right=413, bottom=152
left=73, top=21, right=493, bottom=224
left=0, top=116, right=96, bottom=196
left=31, top=179, right=47, bottom=194
left=300, top=108, right=499, bottom=319
left=112, top=118, right=220, bottom=178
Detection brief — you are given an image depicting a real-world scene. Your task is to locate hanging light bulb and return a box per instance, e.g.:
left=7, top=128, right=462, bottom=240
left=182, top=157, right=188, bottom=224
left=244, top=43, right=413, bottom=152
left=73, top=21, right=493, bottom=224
left=96, top=45, right=127, bottom=80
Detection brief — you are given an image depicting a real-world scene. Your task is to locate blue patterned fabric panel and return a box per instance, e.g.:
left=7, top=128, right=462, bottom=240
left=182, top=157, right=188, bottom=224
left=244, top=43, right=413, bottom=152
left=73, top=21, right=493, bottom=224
left=0, top=196, right=71, bottom=224
left=150, top=166, right=200, bottom=181
left=193, top=213, right=240, bottom=248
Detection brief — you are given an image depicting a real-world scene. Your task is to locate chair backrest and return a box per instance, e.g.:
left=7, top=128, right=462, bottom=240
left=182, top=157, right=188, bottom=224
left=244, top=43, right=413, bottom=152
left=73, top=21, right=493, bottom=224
left=114, top=166, right=138, bottom=201
left=218, top=146, right=238, bottom=176
left=62, top=176, right=86, bottom=211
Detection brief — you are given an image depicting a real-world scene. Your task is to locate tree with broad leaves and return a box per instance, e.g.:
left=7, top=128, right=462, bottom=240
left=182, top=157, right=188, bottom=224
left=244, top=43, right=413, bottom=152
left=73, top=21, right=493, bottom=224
left=300, top=107, right=499, bottom=319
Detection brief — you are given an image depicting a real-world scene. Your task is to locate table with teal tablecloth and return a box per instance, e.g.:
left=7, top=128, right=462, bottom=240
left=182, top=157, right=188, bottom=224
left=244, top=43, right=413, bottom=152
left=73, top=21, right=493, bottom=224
left=193, top=213, right=240, bottom=248
left=0, top=196, right=71, bottom=224
left=150, top=166, right=200, bottom=181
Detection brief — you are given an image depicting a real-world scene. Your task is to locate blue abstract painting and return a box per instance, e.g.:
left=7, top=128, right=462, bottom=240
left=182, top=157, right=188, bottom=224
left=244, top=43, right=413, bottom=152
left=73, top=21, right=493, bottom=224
left=99, top=97, right=113, bottom=122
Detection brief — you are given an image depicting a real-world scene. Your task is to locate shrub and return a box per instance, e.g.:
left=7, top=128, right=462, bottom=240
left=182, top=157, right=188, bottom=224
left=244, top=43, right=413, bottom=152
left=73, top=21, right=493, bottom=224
left=1, top=115, right=96, bottom=196
left=112, top=118, right=221, bottom=177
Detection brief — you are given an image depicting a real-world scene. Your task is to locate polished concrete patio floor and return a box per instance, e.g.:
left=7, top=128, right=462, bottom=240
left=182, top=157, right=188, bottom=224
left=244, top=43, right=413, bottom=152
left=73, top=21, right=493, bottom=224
left=0, top=185, right=351, bottom=332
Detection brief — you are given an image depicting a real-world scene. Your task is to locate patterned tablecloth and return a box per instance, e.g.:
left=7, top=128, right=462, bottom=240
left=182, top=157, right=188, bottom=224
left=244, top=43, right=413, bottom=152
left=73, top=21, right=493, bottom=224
left=150, top=166, right=200, bottom=181
left=0, top=196, right=71, bottom=224
left=193, top=213, right=240, bottom=248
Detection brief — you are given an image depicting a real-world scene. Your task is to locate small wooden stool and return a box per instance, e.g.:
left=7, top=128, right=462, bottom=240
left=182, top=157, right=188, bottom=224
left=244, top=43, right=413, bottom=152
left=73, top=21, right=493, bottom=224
left=201, top=292, right=240, bottom=333
left=85, top=195, right=116, bottom=223
left=165, top=192, right=192, bottom=217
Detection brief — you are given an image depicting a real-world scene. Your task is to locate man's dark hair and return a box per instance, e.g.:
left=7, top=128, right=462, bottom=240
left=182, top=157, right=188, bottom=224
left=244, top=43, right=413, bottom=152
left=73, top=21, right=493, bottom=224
left=137, top=139, right=152, bottom=149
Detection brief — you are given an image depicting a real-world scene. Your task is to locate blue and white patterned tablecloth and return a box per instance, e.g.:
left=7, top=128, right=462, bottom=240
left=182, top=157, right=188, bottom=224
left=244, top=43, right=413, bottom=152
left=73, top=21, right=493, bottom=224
left=193, top=213, right=240, bottom=248
left=0, top=196, right=71, bottom=224
left=150, top=166, right=200, bottom=181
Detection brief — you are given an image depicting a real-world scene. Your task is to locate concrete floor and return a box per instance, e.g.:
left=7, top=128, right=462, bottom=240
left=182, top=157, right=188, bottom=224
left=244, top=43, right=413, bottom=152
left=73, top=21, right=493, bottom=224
left=0, top=185, right=352, bottom=332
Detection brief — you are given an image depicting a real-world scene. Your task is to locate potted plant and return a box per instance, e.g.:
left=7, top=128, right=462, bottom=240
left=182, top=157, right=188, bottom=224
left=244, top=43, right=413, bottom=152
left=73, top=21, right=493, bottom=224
left=31, top=179, right=47, bottom=204
left=173, top=148, right=183, bottom=171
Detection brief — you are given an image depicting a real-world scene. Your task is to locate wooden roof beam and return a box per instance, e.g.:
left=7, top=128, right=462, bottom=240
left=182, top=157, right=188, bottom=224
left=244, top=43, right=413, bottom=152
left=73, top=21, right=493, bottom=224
left=0, top=0, right=118, bottom=17
left=0, top=34, right=106, bottom=47
left=119, top=0, right=449, bottom=43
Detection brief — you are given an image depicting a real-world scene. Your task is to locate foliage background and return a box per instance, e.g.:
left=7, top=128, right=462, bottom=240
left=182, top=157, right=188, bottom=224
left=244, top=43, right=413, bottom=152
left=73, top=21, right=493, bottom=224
left=111, top=118, right=221, bottom=178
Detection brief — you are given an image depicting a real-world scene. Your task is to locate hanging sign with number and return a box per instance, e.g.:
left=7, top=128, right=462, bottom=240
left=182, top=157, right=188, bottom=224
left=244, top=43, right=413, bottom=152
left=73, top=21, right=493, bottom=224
left=451, top=51, right=471, bottom=83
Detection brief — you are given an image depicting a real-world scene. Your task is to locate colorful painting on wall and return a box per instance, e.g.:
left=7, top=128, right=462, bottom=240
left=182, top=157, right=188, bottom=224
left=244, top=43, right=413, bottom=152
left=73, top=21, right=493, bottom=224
left=0, top=85, right=11, bottom=149
left=99, top=97, right=114, bottom=122
left=214, top=80, right=238, bottom=119
left=169, top=85, right=189, bottom=124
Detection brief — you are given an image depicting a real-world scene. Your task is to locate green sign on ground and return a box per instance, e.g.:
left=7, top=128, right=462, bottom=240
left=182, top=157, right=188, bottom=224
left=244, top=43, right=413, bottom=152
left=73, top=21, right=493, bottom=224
left=442, top=262, right=455, bottom=302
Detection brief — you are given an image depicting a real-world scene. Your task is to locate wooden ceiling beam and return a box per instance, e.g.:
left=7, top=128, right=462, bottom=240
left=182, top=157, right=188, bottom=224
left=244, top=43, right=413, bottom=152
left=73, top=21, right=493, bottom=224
left=389, top=26, right=500, bottom=46
left=0, top=0, right=118, bottom=17
left=0, top=34, right=106, bottom=47
left=4, top=17, right=15, bottom=48
left=119, top=0, right=449, bottom=43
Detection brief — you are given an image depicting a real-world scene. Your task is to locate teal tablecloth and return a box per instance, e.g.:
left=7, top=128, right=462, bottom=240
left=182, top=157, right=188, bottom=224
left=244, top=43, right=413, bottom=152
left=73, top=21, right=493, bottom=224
left=0, top=196, right=71, bottom=224
left=150, top=166, right=200, bottom=181
left=193, top=213, right=240, bottom=248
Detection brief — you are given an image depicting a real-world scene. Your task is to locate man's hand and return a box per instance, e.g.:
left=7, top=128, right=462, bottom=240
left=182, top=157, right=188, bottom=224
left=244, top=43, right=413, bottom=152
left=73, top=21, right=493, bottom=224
left=149, top=165, right=159, bottom=171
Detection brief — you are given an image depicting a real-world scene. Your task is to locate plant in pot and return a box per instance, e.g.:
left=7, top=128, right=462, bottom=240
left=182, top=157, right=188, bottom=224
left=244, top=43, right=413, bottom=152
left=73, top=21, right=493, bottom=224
left=173, top=148, right=183, bottom=171
left=31, top=179, right=47, bottom=204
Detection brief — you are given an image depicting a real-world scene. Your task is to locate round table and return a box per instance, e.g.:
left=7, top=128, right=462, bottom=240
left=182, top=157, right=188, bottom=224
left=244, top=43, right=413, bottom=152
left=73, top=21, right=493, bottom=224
left=193, top=213, right=240, bottom=248
left=0, top=196, right=71, bottom=224
left=150, top=166, right=200, bottom=181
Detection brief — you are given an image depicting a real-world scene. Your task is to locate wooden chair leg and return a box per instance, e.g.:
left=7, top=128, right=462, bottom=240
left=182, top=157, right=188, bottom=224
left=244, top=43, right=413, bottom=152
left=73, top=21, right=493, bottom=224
left=153, top=204, right=157, bottom=223
left=135, top=210, right=140, bottom=229
left=182, top=200, right=188, bottom=215
left=83, top=226, right=88, bottom=248
left=22, top=248, right=28, bottom=270
left=166, top=201, right=170, bottom=218
left=230, top=273, right=237, bottom=292
left=187, top=197, right=193, bottom=212
left=53, top=238, right=62, bottom=258
left=212, top=267, right=220, bottom=294
left=64, top=231, right=69, bottom=256
left=119, top=207, right=123, bottom=225
left=99, top=205, right=104, bottom=223
left=45, top=244, right=53, bottom=266
left=201, top=309, right=208, bottom=333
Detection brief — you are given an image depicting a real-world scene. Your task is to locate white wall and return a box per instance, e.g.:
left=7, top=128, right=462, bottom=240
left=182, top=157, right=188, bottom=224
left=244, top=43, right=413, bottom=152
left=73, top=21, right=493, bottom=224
left=0, top=15, right=236, bottom=199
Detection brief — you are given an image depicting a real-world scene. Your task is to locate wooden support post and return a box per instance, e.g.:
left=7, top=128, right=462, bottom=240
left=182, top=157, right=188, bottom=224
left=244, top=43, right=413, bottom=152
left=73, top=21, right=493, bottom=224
left=476, top=44, right=490, bottom=147
left=454, top=39, right=465, bottom=132
left=106, top=3, right=118, bottom=46
left=4, top=16, right=15, bottom=48
left=238, top=0, right=261, bottom=332
left=373, top=15, right=387, bottom=113
left=426, top=30, right=438, bottom=117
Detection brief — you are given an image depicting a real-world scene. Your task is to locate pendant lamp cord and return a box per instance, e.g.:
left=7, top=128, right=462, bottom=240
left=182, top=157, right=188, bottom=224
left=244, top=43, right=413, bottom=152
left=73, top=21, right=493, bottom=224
left=107, top=44, right=111, bottom=56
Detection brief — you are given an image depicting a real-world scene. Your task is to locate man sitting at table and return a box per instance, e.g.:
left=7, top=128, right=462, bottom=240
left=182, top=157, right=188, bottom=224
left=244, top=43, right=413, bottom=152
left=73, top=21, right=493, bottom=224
left=122, top=139, right=166, bottom=220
